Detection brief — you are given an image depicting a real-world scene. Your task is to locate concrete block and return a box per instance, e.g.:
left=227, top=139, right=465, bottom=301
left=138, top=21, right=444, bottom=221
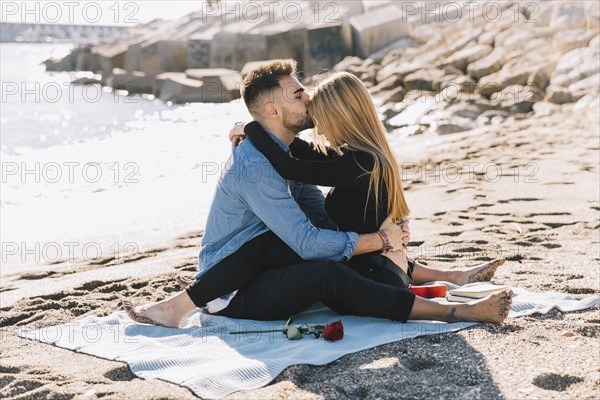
left=209, top=16, right=271, bottom=70
left=153, top=72, right=187, bottom=97
left=349, top=4, right=409, bottom=58
left=187, top=26, right=221, bottom=69
left=303, top=23, right=346, bottom=76
left=106, top=68, right=155, bottom=95
left=97, top=42, right=128, bottom=75
left=159, top=74, right=239, bottom=104
left=125, top=39, right=188, bottom=75
left=186, top=68, right=242, bottom=99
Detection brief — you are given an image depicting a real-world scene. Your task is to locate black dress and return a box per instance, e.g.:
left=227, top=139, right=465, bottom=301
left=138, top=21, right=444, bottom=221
left=245, top=121, right=414, bottom=289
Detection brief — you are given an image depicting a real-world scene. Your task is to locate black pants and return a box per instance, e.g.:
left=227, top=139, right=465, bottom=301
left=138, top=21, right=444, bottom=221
left=186, top=231, right=416, bottom=322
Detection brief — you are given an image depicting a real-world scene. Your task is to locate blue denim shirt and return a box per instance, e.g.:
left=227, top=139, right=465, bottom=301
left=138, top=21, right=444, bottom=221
left=197, top=132, right=359, bottom=312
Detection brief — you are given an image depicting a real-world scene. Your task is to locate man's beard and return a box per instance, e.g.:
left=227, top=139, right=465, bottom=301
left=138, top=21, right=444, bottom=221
left=282, top=107, right=315, bottom=133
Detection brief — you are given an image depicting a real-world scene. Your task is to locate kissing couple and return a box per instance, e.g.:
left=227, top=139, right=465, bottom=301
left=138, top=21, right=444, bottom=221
left=123, top=59, right=512, bottom=327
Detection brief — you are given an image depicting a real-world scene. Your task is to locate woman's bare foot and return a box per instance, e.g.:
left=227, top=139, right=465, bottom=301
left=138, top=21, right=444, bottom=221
left=448, top=290, right=513, bottom=323
left=452, top=258, right=506, bottom=285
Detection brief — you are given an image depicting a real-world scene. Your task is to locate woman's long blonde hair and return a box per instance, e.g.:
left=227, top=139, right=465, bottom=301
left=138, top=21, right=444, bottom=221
left=308, top=72, right=410, bottom=223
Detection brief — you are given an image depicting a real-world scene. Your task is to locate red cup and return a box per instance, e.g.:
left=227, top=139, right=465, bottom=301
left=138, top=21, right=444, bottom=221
left=409, top=284, right=447, bottom=298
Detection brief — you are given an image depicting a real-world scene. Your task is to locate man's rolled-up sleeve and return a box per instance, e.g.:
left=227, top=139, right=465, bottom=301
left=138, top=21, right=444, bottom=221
left=237, top=158, right=358, bottom=261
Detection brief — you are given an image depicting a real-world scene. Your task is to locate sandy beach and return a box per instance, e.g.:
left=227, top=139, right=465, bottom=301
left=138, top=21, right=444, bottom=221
left=2, top=1, right=600, bottom=398
left=2, top=95, right=599, bottom=399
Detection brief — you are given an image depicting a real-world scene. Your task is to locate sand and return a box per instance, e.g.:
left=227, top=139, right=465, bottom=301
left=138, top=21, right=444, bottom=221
left=1, top=101, right=599, bottom=399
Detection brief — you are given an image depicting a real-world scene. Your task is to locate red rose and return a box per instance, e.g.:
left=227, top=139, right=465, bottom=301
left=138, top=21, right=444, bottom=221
left=322, top=320, right=344, bottom=341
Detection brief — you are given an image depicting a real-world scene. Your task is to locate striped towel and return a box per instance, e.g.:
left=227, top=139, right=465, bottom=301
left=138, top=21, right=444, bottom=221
left=18, top=285, right=599, bottom=398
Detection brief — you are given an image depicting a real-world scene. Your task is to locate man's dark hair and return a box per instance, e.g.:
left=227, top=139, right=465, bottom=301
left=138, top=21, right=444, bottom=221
left=241, top=59, right=297, bottom=112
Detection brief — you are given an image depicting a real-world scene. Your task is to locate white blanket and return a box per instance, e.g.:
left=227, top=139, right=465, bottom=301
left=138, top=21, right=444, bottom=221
left=18, top=286, right=599, bottom=399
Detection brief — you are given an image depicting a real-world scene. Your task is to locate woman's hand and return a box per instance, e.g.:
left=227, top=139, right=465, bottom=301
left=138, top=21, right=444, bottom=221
left=229, top=121, right=246, bottom=149
left=379, top=215, right=410, bottom=251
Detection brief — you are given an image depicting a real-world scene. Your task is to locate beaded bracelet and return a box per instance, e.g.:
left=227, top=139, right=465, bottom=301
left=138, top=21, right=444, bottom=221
left=376, top=230, right=394, bottom=253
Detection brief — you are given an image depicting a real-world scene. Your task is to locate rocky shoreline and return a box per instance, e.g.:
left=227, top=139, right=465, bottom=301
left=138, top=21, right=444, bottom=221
left=46, top=1, right=599, bottom=139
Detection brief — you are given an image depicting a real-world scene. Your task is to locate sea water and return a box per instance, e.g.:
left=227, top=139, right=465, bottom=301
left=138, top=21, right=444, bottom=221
left=1, top=43, right=251, bottom=276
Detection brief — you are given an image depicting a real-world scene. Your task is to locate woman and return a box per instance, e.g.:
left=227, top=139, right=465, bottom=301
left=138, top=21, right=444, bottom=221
left=123, top=72, right=511, bottom=327
left=241, top=71, right=506, bottom=292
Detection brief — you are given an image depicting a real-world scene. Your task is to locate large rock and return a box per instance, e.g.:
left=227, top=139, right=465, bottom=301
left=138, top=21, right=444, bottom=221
left=439, top=44, right=492, bottom=73
left=370, top=74, right=403, bottom=95
left=476, top=109, right=511, bottom=126
left=568, top=73, right=600, bottom=97
left=387, top=94, right=439, bottom=127
left=403, top=68, right=447, bottom=92
left=551, top=46, right=600, bottom=87
left=491, top=85, right=543, bottom=114
left=333, top=57, right=378, bottom=87
left=369, top=36, right=418, bottom=64
left=552, top=29, right=598, bottom=54
left=477, top=56, right=558, bottom=97
left=348, top=4, right=409, bottom=58
left=409, top=26, right=484, bottom=66
left=495, top=26, right=555, bottom=53
left=376, top=61, right=429, bottom=85
left=588, top=2, right=600, bottom=29
left=544, top=86, right=575, bottom=104
left=550, top=1, right=588, bottom=30
left=526, top=59, right=559, bottom=93
left=376, top=86, right=405, bottom=104
left=333, top=56, right=364, bottom=73
left=467, top=47, right=508, bottom=80
left=441, top=74, right=477, bottom=94
left=410, top=24, right=443, bottom=46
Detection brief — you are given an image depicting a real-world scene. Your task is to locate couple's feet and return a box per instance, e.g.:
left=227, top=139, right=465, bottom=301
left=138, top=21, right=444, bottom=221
left=445, top=258, right=511, bottom=323
left=121, top=277, right=197, bottom=328
left=448, top=289, right=513, bottom=323
left=122, top=291, right=194, bottom=328
left=450, top=258, right=506, bottom=286
left=121, top=258, right=510, bottom=327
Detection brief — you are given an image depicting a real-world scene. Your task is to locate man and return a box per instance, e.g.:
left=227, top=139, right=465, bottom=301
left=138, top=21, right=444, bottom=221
left=123, top=60, right=409, bottom=327
left=195, top=59, right=408, bottom=313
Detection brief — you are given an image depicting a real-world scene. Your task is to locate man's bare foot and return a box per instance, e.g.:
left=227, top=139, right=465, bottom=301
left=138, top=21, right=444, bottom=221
left=176, top=276, right=194, bottom=290
left=452, top=258, right=506, bottom=285
left=121, top=299, right=181, bottom=328
left=448, top=290, right=513, bottom=323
